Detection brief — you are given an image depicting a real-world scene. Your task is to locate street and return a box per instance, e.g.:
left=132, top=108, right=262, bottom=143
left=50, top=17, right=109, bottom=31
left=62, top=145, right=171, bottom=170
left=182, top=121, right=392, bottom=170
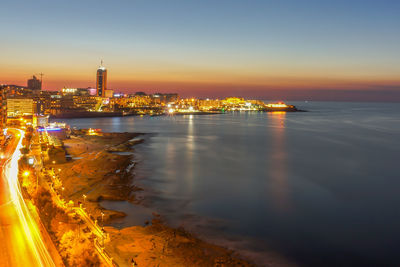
left=0, top=129, right=55, bottom=267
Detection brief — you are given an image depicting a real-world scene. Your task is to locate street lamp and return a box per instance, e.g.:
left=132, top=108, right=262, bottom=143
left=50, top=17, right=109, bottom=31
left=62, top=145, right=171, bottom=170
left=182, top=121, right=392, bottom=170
left=83, top=194, right=87, bottom=204
left=23, top=170, right=30, bottom=177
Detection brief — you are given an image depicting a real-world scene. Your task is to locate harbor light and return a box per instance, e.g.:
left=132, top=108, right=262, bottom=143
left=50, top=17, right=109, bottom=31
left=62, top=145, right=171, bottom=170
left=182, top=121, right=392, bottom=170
left=266, top=102, right=289, bottom=108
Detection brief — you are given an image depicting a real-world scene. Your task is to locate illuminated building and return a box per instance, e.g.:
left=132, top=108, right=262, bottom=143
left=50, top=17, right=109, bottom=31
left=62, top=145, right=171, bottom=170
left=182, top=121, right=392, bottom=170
left=96, top=63, right=107, bottom=97
left=0, top=86, right=6, bottom=140
left=104, top=89, right=114, bottom=98
left=266, top=102, right=289, bottom=108
left=27, top=75, right=42, bottom=91
left=61, top=87, right=90, bottom=96
left=73, top=96, right=102, bottom=111
left=88, top=88, right=97, bottom=96
left=151, top=93, right=179, bottom=104
left=6, top=98, right=34, bottom=117
left=2, top=84, right=30, bottom=96
left=223, top=97, right=245, bottom=105
left=33, top=115, right=49, bottom=127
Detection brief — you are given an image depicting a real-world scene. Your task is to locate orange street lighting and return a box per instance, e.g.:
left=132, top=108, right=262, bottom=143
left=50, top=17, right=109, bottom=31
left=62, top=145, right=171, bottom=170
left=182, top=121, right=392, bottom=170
left=23, top=171, right=30, bottom=177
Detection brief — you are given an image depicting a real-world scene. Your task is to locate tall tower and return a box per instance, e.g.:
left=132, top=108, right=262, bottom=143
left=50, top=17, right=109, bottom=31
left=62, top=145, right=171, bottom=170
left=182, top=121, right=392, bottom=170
left=96, top=61, right=107, bottom=97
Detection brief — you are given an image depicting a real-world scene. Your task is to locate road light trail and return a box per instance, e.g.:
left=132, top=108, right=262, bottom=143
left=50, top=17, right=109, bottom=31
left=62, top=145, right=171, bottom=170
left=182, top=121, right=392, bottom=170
left=0, top=129, right=56, bottom=267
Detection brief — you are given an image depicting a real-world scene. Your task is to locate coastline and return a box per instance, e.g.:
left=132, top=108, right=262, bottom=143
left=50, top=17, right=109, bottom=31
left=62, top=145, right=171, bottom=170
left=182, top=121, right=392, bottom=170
left=53, top=129, right=253, bottom=266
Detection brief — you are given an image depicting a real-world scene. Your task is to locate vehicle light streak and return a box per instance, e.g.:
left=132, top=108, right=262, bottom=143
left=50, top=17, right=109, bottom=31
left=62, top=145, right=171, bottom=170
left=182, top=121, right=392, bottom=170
left=4, top=129, right=56, bottom=267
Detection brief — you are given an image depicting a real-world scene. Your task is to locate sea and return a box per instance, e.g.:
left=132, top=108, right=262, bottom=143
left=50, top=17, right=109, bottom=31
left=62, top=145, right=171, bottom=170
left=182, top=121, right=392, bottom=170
left=54, top=101, right=400, bottom=266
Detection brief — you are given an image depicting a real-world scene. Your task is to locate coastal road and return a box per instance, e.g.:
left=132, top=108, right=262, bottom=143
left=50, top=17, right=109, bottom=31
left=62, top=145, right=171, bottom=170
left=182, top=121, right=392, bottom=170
left=0, top=129, right=56, bottom=267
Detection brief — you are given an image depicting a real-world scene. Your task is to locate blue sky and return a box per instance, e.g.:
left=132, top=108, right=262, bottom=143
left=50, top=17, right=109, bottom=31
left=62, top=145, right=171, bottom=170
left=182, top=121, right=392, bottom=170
left=1, top=0, right=399, bottom=100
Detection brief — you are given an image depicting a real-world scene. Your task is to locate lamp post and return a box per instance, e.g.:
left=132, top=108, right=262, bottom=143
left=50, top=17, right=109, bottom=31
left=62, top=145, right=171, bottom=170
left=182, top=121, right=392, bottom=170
left=83, top=194, right=87, bottom=205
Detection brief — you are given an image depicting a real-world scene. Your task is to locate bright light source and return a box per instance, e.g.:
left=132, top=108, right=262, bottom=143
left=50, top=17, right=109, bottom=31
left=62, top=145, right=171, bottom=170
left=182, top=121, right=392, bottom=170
left=23, top=171, right=30, bottom=177
left=189, top=106, right=194, bottom=111
left=28, top=158, right=34, bottom=165
left=168, top=108, right=175, bottom=114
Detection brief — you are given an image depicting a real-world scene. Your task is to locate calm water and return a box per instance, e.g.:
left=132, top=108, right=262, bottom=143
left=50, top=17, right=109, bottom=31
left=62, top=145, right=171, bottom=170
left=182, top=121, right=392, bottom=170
left=57, top=102, right=400, bottom=266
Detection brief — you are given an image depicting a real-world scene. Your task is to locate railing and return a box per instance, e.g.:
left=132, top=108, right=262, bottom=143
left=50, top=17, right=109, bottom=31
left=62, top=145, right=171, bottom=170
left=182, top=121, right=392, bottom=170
left=94, top=238, right=118, bottom=267
left=44, top=169, right=118, bottom=267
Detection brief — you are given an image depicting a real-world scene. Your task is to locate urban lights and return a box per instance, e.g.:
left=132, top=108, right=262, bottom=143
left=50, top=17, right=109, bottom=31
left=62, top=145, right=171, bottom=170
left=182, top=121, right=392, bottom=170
left=22, top=170, right=30, bottom=177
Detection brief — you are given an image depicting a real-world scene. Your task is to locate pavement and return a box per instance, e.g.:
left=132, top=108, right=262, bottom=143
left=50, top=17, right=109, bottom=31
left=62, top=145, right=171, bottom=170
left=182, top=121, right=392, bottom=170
left=0, top=129, right=56, bottom=267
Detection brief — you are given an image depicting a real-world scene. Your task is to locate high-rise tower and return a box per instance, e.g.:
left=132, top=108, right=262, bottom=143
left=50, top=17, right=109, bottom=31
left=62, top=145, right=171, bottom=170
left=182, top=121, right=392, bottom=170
left=96, top=61, right=107, bottom=97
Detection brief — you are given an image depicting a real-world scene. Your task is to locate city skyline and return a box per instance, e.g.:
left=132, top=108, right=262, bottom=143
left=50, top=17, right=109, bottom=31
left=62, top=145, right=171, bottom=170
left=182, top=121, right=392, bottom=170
left=1, top=0, right=400, bottom=101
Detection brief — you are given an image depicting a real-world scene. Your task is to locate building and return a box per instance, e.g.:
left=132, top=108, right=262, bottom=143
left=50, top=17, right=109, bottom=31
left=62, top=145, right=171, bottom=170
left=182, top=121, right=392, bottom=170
left=73, top=96, right=101, bottom=111
left=88, top=88, right=97, bottom=96
left=61, top=87, right=90, bottom=96
left=6, top=98, right=34, bottom=117
left=0, top=86, right=7, bottom=140
left=96, top=63, right=107, bottom=97
left=27, top=75, right=42, bottom=91
left=151, top=93, right=179, bottom=104
left=33, top=115, right=49, bottom=127
left=2, top=84, right=30, bottom=97
left=33, top=90, right=59, bottom=115
left=104, top=89, right=114, bottom=98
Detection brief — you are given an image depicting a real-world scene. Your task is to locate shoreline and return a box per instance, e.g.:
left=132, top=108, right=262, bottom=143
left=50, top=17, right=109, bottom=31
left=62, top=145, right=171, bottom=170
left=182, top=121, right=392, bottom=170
left=50, top=108, right=305, bottom=119
left=53, top=129, right=254, bottom=266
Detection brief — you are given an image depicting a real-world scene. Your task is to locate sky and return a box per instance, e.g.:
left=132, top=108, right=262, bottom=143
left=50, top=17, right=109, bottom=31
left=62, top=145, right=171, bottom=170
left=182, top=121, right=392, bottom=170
left=1, top=0, right=400, bottom=101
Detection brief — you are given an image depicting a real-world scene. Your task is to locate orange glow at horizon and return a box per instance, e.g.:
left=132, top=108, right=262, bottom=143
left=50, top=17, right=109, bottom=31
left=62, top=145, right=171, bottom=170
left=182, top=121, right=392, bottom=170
left=1, top=63, right=400, bottom=100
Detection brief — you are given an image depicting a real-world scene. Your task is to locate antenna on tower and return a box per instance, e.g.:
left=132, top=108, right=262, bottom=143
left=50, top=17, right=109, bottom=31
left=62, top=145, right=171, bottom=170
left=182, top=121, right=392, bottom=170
left=36, top=72, right=44, bottom=89
left=38, top=72, right=44, bottom=82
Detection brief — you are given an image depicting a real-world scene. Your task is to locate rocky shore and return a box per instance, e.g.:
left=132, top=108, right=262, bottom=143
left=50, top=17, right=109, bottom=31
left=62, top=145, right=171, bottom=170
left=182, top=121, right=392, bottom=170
left=53, top=130, right=253, bottom=266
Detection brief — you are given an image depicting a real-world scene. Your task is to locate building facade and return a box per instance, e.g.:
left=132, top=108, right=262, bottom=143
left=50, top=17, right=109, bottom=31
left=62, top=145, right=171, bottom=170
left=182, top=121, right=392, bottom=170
left=96, top=65, right=107, bottom=97
left=27, top=75, right=42, bottom=91
left=0, top=86, right=7, bottom=140
left=7, top=98, right=34, bottom=117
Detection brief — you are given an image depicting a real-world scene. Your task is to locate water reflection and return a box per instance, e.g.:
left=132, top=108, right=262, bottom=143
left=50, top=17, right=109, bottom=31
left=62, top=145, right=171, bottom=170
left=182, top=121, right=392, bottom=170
left=185, top=115, right=195, bottom=197
left=56, top=102, right=400, bottom=266
left=267, top=112, right=291, bottom=212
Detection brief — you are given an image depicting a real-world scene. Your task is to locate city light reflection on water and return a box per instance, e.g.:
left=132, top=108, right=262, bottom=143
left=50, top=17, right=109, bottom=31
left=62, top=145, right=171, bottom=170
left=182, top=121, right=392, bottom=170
left=58, top=102, right=400, bottom=266
left=267, top=112, right=291, bottom=213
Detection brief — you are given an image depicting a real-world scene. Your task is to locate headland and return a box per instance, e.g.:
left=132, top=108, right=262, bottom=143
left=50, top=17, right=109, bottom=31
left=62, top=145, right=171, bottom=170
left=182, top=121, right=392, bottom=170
left=38, top=128, right=253, bottom=266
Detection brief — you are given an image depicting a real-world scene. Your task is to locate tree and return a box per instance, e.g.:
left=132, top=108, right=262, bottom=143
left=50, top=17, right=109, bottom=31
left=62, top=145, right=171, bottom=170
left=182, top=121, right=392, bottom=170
left=59, top=230, right=100, bottom=267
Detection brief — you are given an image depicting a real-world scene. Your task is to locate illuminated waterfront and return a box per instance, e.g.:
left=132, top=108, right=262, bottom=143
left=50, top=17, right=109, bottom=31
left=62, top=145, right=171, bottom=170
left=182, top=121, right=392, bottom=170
left=59, top=101, right=400, bottom=266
